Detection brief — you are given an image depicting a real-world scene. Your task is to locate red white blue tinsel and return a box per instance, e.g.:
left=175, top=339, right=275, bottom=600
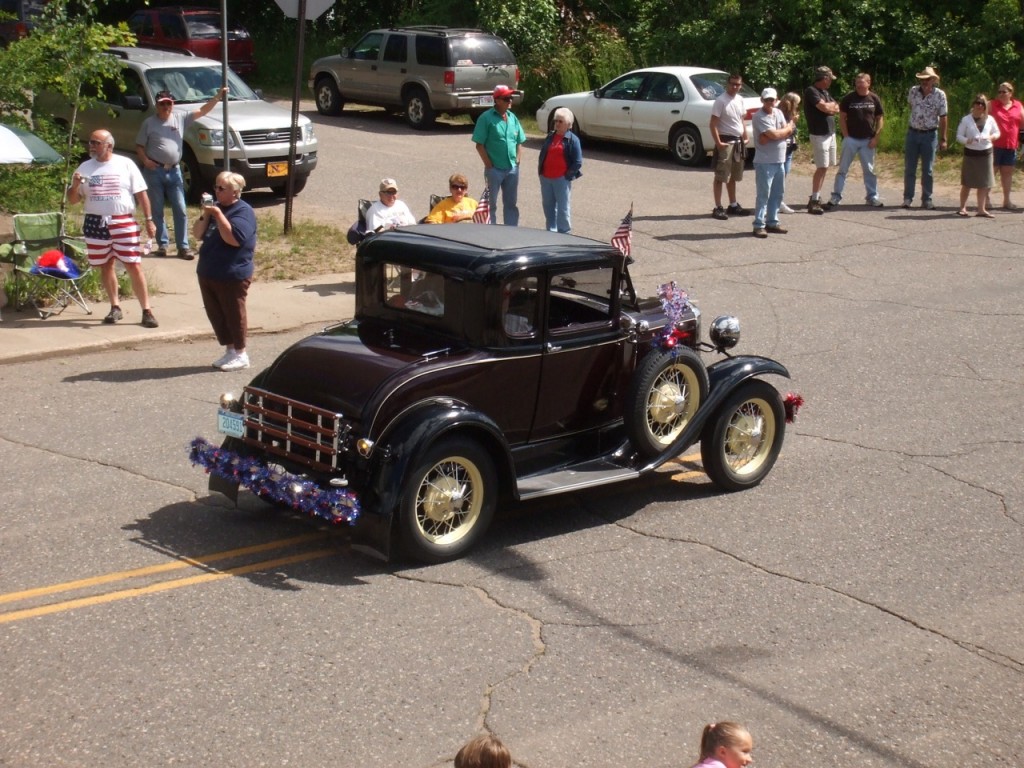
left=188, top=437, right=361, bottom=525
left=657, top=280, right=692, bottom=352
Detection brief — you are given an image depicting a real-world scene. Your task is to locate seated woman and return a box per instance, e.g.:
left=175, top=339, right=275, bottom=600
left=424, top=173, right=478, bottom=223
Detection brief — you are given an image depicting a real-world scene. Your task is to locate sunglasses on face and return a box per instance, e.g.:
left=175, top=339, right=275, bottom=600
left=88, top=139, right=107, bottom=145
left=381, top=189, right=397, bottom=195
left=497, top=96, right=512, bottom=102
left=998, top=90, right=1010, bottom=94
left=973, top=101, right=985, bottom=106
left=215, top=185, right=231, bottom=191
left=450, top=184, right=467, bottom=190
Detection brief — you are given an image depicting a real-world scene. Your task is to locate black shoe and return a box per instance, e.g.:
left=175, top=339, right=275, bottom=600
left=726, top=203, right=749, bottom=216
left=823, top=200, right=838, bottom=211
left=752, top=228, right=768, bottom=238
left=807, top=197, right=824, bottom=215
left=141, top=309, right=159, bottom=328
left=103, top=306, right=123, bottom=324
left=766, top=225, right=789, bottom=234
left=177, top=248, right=195, bottom=261
left=712, top=206, right=728, bottom=220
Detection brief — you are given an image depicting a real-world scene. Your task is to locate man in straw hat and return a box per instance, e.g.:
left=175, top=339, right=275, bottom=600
left=903, top=66, right=948, bottom=209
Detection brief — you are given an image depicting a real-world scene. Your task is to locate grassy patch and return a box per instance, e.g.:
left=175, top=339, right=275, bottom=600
left=251, top=210, right=355, bottom=281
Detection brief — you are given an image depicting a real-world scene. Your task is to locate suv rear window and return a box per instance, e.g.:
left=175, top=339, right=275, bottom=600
left=450, top=36, right=515, bottom=66
left=414, top=36, right=447, bottom=67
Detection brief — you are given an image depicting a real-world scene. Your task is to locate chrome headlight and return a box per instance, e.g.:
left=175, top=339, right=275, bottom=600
left=195, top=128, right=236, bottom=148
left=709, top=315, right=740, bottom=351
left=303, top=123, right=316, bottom=143
left=219, top=391, right=239, bottom=410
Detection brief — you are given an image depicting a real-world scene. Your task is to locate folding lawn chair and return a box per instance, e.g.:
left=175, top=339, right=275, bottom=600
left=0, top=212, right=92, bottom=319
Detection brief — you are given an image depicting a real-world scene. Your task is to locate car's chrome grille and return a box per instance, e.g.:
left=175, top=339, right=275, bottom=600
left=239, top=127, right=300, bottom=145
left=240, top=386, right=352, bottom=473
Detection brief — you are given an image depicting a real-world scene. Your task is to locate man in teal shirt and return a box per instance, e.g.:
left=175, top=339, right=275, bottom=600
left=472, top=84, right=526, bottom=225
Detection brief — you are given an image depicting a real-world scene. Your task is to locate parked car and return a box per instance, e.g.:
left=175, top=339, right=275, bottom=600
left=190, top=225, right=797, bottom=564
left=128, top=6, right=256, bottom=75
left=35, top=47, right=317, bottom=201
left=536, top=66, right=762, bottom=166
left=309, top=25, right=520, bottom=130
left=0, top=0, right=46, bottom=47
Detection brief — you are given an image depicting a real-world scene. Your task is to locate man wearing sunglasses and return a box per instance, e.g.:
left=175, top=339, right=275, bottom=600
left=472, top=84, right=526, bottom=225
left=135, top=87, right=227, bottom=260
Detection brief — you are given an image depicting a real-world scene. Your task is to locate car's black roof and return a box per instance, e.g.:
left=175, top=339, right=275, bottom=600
left=358, top=224, right=625, bottom=281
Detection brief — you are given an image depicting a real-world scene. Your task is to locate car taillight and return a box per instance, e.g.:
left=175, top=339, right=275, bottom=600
left=444, top=70, right=455, bottom=87
left=744, top=107, right=758, bottom=121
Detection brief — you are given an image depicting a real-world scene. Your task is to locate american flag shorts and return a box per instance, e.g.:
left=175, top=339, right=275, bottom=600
left=83, top=213, right=141, bottom=265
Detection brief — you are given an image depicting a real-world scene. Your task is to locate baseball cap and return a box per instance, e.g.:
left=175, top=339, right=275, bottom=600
left=379, top=177, right=399, bottom=193
left=155, top=90, right=174, bottom=104
left=493, top=85, right=515, bottom=99
left=761, top=87, right=778, bottom=100
left=814, top=66, right=835, bottom=80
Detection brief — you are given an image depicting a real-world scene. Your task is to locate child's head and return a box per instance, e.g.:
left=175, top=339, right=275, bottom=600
left=778, top=92, right=801, bottom=120
left=698, top=721, right=753, bottom=768
left=454, top=734, right=512, bottom=768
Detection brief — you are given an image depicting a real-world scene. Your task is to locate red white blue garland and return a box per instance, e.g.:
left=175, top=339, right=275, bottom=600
left=658, top=280, right=692, bottom=351
left=188, top=437, right=361, bottom=524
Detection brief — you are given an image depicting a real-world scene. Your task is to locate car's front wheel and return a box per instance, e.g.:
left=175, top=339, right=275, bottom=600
left=399, top=437, right=497, bottom=563
left=701, top=380, right=785, bottom=491
left=670, top=125, right=704, bottom=166
left=626, top=347, right=709, bottom=457
left=404, top=87, right=436, bottom=130
left=314, top=77, right=344, bottom=116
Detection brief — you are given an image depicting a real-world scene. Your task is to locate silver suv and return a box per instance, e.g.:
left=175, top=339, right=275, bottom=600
left=309, top=26, right=520, bottom=130
left=36, top=47, right=318, bottom=201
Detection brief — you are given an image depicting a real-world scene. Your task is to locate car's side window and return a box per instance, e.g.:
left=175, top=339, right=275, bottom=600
left=352, top=32, right=383, bottom=61
left=602, top=75, right=645, bottom=101
left=415, top=35, right=447, bottom=67
left=382, top=33, right=407, bottom=63
left=121, top=69, right=146, bottom=103
left=384, top=263, right=445, bottom=317
left=503, top=275, right=538, bottom=337
left=160, top=12, right=186, bottom=40
left=547, top=267, right=616, bottom=333
left=643, top=74, right=683, bottom=103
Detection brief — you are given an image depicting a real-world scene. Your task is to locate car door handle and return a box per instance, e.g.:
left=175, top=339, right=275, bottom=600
left=622, top=106, right=630, bottom=111
left=546, top=342, right=561, bottom=352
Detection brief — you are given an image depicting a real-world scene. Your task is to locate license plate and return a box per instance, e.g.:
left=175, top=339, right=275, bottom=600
left=218, top=409, right=244, bottom=438
left=475, top=95, right=494, bottom=107
left=267, top=161, right=288, bottom=178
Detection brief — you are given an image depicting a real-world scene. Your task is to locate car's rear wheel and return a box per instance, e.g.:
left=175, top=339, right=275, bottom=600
left=670, top=125, right=704, bottom=166
left=404, top=87, right=436, bottom=130
left=180, top=147, right=202, bottom=204
left=700, top=380, right=785, bottom=491
left=626, top=347, right=709, bottom=457
left=399, top=437, right=496, bottom=563
left=314, top=77, right=344, bottom=116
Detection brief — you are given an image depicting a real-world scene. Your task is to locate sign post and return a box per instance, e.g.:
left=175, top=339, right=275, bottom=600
left=275, top=0, right=334, bottom=232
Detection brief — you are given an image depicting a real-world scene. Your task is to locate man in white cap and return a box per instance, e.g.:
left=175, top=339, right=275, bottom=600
left=135, top=86, right=227, bottom=259
left=366, top=178, right=416, bottom=232
left=751, top=88, right=797, bottom=238
left=472, top=84, right=526, bottom=225
left=903, top=66, right=948, bottom=209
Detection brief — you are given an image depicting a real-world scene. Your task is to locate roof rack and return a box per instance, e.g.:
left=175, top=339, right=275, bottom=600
left=387, top=25, right=484, bottom=35
left=105, top=45, right=196, bottom=59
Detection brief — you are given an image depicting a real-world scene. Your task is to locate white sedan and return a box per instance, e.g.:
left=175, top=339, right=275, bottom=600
left=536, top=66, right=762, bottom=166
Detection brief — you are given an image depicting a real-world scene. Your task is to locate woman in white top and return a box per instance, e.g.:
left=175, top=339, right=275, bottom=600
left=956, top=94, right=1000, bottom=217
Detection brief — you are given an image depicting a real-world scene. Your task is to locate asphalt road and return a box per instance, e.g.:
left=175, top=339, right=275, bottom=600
left=1, top=103, right=1022, bottom=767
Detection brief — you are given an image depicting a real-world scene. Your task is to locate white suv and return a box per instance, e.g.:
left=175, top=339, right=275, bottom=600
left=309, top=26, right=520, bottom=130
left=36, top=47, right=318, bottom=201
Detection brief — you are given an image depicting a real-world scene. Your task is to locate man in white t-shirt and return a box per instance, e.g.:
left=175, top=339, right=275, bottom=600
left=709, top=73, right=750, bottom=220
left=68, top=129, right=159, bottom=328
left=366, top=178, right=417, bottom=232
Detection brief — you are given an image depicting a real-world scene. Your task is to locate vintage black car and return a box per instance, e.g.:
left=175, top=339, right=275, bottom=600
left=191, top=225, right=798, bottom=563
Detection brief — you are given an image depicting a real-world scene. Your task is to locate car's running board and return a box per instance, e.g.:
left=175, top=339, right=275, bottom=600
left=517, top=460, right=640, bottom=500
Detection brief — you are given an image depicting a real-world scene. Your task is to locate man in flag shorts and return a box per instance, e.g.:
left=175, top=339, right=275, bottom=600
left=68, top=129, right=159, bottom=327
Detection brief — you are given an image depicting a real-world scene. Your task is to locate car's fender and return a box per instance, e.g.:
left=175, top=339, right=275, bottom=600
left=638, top=354, right=790, bottom=472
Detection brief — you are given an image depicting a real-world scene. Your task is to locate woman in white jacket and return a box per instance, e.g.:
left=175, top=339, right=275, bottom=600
left=956, top=94, right=1000, bottom=217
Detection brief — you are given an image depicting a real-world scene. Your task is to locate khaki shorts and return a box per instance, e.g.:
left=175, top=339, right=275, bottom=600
left=810, top=134, right=837, bottom=167
left=713, top=141, right=745, bottom=183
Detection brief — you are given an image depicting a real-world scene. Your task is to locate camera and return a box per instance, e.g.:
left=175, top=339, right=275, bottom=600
left=201, top=193, right=214, bottom=206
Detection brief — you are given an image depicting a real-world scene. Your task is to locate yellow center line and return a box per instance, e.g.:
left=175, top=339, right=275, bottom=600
left=0, top=533, right=325, bottom=606
left=0, top=548, right=336, bottom=625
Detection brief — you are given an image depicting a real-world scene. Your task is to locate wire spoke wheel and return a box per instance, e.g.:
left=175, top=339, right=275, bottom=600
left=701, top=380, right=785, bottom=491
left=415, top=457, right=482, bottom=543
left=626, top=348, right=709, bottom=457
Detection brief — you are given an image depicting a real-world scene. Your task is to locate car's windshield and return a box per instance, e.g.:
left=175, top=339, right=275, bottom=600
left=185, top=13, right=248, bottom=39
left=144, top=66, right=257, bottom=103
left=690, top=72, right=759, bottom=100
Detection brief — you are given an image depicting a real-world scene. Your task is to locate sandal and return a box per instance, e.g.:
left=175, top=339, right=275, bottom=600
left=956, top=210, right=969, bottom=217
left=976, top=211, right=995, bottom=218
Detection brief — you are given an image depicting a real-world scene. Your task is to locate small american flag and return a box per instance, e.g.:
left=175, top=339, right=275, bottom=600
left=611, top=206, right=633, bottom=257
left=472, top=185, right=491, bottom=223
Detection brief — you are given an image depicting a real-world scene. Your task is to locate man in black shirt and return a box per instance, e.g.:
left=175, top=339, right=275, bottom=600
left=827, top=73, right=885, bottom=208
left=803, top=66, right=840, bottom=214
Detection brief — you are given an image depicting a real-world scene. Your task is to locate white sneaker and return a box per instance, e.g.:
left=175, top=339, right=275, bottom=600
left=212, top=347, right=236, bottom=368
left=219, top=352, right=250, bottom=371
left=779, top=202, right=795, bottom=214
left=867, top=197, right=885, bottom=207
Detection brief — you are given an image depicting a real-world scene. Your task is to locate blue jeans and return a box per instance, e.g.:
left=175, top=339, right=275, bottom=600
left=143, top=166, right=189, bottom=251
left=484, top=165, right=520, bottom=225
left=831, top=136, right=878, bottom=203
left=539, top=175, right=572, bottom=232
left=903, top=129, right=937, bottom=204
left=753, top=162, right=786, bottom=229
